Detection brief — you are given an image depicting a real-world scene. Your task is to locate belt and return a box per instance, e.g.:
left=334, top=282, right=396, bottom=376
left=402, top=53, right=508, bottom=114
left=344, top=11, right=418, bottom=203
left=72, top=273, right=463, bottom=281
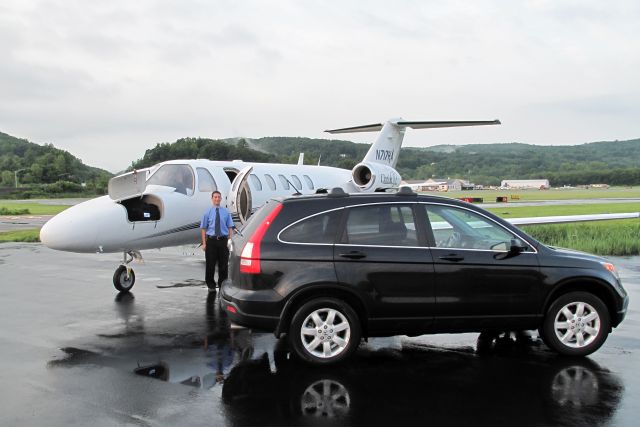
left=207, top=235, right=228, bottom=240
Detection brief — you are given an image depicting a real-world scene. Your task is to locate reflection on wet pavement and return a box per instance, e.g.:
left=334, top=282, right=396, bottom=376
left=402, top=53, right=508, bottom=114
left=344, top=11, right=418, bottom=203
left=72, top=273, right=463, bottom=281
left=48, top=292, right=625, bottom=426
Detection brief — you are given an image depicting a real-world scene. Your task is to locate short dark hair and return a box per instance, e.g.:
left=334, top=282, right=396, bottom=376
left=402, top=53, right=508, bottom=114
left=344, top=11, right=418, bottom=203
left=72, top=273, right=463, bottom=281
left=211, top=190, right=221, bottom=198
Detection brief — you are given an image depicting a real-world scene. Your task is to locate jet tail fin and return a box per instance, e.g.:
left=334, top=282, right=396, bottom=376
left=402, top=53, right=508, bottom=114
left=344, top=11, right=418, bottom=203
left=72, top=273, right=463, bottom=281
left=325, top=118, right=500, bottom=169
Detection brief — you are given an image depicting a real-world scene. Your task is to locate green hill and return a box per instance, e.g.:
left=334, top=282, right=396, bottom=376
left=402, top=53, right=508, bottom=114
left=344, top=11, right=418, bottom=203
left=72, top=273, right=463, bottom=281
left=130, top=135, right=640, bottom=187
left=4, top=129, right=639, bottom=193
left=0, top=132, right=112, bottom=196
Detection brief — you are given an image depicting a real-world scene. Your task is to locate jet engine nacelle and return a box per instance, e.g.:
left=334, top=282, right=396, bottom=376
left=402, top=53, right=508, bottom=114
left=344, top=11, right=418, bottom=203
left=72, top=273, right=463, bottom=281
left=351, top=162, right=402, bottom=191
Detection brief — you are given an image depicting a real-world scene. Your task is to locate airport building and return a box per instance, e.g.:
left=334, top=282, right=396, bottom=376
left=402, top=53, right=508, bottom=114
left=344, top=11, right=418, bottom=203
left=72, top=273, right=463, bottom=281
left=500, top=179, right=550, bottom=190
left=404, top=178, right=474, bottom=192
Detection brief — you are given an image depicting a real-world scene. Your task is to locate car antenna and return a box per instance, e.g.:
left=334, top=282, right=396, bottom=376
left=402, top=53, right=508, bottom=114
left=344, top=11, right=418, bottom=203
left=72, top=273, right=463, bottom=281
left=282, top=176, right=302, bottom=196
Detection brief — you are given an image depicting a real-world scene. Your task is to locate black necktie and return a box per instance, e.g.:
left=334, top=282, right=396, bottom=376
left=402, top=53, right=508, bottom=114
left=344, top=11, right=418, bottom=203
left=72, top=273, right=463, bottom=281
left=214, top=207, right=221, bottom=237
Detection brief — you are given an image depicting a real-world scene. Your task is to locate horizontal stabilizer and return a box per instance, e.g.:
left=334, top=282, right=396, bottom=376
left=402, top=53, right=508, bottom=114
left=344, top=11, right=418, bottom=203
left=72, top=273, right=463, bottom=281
left=508, top=212, right=640, bottom=226
left=326, top=120, right=500, bottom=134
left=325, top=123, right=384, bottom=134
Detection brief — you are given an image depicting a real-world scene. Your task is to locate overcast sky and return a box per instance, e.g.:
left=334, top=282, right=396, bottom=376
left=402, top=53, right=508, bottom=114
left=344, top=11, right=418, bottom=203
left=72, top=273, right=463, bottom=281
left=1, top=0, right=639, bottom=172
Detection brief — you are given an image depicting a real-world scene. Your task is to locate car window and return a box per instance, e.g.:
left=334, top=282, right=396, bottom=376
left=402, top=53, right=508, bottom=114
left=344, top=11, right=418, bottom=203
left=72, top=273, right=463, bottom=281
left=280, top=210, right=341, bottom=244
left=196, top=168, right=217, bottom=192
left=424, top=205, right=516, bottom=250
left=264, top=174, right=276, bottom=190
left=249, top=174, right=262, bottom=191
left=341, top=204, right=418, bottom=247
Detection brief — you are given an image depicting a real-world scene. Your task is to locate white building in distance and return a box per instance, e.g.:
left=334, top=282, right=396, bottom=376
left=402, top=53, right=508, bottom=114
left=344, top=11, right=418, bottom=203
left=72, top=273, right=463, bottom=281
left=500, top=179, right=550, bottom=190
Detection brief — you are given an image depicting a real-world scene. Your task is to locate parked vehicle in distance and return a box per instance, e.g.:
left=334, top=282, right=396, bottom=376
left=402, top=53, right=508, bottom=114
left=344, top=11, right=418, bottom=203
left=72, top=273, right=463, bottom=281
left=221, top=187, right=629, bottom=364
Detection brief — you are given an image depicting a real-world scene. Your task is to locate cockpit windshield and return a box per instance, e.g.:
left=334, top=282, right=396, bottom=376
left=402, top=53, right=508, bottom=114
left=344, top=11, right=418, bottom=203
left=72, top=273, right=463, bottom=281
left=146, top=164, right=195, bottom=196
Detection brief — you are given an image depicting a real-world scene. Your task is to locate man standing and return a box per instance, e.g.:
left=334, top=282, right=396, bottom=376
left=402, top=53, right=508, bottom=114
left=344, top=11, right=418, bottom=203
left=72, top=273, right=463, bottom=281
left=201, top=191, right=234, bottom=292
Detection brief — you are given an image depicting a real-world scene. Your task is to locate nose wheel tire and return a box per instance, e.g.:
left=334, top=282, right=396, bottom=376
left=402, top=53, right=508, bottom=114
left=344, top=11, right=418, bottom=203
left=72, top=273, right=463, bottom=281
left=289, top=298, right=361, bottom=365
left=113, top=265, right=136, bottom=293
left=541, top=292, right=610, bottom=356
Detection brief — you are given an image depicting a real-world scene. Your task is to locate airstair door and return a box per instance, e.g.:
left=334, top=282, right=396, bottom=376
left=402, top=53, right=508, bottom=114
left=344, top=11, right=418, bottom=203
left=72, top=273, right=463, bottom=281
left=228, top=166, right=253, bottom=223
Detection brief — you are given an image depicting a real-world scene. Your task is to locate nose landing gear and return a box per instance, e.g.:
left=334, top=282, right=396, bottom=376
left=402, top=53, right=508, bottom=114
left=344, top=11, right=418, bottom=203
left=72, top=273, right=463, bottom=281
left=113, top=251, right=141, bottom=292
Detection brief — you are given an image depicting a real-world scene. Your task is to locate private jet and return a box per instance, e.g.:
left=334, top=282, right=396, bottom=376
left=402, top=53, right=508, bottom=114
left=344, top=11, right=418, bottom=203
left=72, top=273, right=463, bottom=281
left=39, top=118, right=638, bottom=293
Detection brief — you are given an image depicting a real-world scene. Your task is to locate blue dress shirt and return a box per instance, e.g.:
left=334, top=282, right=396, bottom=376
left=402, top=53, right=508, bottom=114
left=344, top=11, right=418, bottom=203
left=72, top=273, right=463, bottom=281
left=201, top=206, right=234, bottom=237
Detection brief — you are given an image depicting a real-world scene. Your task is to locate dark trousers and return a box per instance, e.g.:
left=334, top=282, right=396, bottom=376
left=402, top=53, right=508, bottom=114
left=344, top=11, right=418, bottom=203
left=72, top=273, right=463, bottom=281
left=205, top=236, right=229, bottom=289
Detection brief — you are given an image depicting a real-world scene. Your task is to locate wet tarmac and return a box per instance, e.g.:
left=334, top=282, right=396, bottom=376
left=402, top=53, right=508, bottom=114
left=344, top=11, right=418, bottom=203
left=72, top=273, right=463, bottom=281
left=0, top=243, right=638, bottom=426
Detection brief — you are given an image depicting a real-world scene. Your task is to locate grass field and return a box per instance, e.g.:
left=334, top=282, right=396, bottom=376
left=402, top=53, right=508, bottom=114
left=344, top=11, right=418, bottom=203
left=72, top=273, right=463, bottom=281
left=522, top=220, right=640, bottom=256
left=0, top=229, right=40, bottom=243
left=486, top=202, right=640, bottom=218
left=0, top=201, right=72, bottom=215
left=419, top=186, right=640, bottom=202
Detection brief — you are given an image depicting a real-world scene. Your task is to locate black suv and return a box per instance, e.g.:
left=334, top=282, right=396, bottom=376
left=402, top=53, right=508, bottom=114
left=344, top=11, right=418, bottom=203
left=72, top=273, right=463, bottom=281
left=221, top=188, right=628, bottom=364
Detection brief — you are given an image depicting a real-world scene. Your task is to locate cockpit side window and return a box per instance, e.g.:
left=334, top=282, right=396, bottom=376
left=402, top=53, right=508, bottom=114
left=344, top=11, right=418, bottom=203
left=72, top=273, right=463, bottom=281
left=147, top=164, right=195, bottom=196
left=197, top=168, right=218, bottom=193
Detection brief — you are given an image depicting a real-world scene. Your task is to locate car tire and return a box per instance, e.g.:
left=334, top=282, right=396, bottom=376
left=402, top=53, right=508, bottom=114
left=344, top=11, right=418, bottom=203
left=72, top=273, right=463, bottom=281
left=542, top=291, right=610, bottom=356
left=289, top=298, right=361, bottom=365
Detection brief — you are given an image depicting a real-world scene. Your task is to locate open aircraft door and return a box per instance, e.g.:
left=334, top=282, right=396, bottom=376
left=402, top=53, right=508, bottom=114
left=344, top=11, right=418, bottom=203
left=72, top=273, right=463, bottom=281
left=228, top=166, right=253, bottom=224
left=108, top=169, right=149, bottom=201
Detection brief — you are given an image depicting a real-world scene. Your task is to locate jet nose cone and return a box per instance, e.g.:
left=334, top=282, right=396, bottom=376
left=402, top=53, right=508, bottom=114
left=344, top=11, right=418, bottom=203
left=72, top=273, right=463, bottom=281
left=40, top=196, right=120, bottom=253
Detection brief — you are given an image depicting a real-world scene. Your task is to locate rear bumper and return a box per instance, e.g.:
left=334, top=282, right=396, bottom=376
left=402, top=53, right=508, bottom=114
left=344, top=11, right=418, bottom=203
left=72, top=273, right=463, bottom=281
left=219, top=282, right=283, bottom=332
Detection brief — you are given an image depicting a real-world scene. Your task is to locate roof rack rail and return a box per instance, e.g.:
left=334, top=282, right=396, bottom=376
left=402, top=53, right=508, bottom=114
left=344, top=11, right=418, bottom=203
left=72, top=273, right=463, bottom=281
left=396, top=186, right=417, bottom=196
left=327, top=187, right=349, bottom=198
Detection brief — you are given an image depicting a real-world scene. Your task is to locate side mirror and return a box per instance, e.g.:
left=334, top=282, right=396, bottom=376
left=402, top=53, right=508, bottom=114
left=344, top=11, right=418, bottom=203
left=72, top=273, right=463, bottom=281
left=509, top=238, right=528, bottom=254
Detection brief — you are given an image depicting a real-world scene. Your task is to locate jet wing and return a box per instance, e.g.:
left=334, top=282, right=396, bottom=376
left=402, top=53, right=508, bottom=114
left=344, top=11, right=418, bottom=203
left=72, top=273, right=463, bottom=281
left=507, top=212, right=640, bottom=226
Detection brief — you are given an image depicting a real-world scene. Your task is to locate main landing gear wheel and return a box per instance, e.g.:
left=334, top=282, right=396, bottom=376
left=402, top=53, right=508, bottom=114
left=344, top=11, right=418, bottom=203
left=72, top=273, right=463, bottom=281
left=113, top=265, right=135, bottom=292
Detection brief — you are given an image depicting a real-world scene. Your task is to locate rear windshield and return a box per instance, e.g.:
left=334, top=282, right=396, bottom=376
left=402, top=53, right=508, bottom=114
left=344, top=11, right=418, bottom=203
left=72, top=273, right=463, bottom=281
left=239, top=199, right=282, bottom=236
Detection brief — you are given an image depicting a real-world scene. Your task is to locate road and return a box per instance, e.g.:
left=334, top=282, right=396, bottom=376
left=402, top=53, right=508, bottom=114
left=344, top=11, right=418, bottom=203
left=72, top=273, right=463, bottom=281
left=0, top=243, right=637, bottom=426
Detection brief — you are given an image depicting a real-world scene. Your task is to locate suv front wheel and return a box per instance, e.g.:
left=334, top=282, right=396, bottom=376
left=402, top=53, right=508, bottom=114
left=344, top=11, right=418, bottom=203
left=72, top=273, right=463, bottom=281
left=289, top=298, right=361, bottom=364
left=541, top=291, right=610, bottom=356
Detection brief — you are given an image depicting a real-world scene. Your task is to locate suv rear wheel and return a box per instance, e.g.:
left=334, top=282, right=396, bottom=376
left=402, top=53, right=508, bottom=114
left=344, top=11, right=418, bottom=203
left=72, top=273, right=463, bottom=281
left=542, top=291, right=610, bottom=356
left=289, top=298, right=361, bottom=364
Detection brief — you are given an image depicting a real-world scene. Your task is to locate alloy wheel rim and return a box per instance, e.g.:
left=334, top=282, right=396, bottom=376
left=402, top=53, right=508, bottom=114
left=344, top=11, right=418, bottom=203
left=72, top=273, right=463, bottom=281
left=301, top=379, right=351, bottom=417
left=300, top=308, right=351, bottom=358
left=553, top=301, right=601, bottom=348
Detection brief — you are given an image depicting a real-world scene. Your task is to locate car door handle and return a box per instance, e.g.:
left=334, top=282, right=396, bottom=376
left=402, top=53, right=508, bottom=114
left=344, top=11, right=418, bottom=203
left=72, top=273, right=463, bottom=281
left=339, top=251, right=367, bottom=259
left=439, top=254, right=464, bottom=262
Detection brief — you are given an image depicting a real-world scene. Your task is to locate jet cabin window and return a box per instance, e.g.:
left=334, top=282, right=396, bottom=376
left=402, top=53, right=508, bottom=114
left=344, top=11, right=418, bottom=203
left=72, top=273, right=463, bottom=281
left=341, top=204, right=418, bottom=247
left=264, top=174, right=276, bottom=191
left=197, top=168, right=217, bottom=192
left=278, top=174, right=290, bottom=190
left=303, top=175, right=314, bottom=190
left=424, top=205, right=517, bottom=251
left=147, top=164, right=194, bottom=196
left=291, top=175, right=303, bottom=192
left=249, top=174, right=263, bottom=191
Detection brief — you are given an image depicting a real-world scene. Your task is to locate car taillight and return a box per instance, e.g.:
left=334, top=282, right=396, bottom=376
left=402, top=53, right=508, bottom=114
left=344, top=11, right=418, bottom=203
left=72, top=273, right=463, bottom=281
left=240, top=203, right=283, bottom=274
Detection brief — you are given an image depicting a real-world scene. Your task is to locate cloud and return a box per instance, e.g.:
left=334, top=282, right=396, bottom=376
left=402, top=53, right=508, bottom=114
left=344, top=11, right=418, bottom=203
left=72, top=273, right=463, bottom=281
left=0, top=0, right=639, bottom=172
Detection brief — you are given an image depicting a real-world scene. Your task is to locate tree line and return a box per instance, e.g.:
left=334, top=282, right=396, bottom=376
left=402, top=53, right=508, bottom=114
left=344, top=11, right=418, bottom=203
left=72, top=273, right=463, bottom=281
left=2, top=130, right=640, bottom=199
left=0, top=132, right=111, bottom=197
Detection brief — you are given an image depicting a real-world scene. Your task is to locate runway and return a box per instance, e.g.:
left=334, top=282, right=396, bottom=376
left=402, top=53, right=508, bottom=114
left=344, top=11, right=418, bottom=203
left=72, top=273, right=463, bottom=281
left=0, top=243, right=638, bottom=426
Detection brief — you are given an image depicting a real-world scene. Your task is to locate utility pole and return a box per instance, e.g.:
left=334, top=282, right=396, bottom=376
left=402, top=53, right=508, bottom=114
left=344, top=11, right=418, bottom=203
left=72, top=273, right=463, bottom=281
left=14, top=169, right=26, bottom=188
